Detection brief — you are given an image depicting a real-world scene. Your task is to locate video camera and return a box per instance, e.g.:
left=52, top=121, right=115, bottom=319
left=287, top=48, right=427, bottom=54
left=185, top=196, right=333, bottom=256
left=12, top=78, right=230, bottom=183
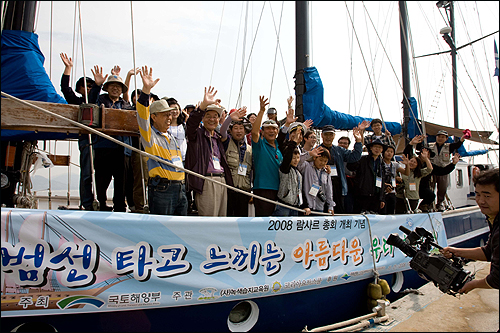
left=387, top=225, right=474, bottom=296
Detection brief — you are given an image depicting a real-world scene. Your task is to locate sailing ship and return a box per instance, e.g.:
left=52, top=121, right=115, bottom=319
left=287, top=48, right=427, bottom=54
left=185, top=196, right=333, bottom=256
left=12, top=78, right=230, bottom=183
left=1, top=1, right=498, bottom=332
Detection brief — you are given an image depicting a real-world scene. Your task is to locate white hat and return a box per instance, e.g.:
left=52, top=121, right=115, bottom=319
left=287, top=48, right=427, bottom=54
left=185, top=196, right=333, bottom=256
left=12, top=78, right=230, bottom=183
left=150, top=100, right=177, bottom=115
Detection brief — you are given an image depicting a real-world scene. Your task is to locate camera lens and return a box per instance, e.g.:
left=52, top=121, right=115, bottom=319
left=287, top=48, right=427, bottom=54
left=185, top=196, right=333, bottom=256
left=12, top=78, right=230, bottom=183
left=387, top=233, right=417, bottom=257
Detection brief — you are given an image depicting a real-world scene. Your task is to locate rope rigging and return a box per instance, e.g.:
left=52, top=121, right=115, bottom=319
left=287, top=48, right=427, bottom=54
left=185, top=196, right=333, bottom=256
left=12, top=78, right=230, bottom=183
left=268, top=1, right=285, bottom=104
left=268, top=1, right=292, bottom=100
left=344, top=1, right=389, bottom=134
left=227, top=1, right=245, bottom=109
left=234, top=1, right=266, bottom=108
left=209, top=1, right=225, bottom=87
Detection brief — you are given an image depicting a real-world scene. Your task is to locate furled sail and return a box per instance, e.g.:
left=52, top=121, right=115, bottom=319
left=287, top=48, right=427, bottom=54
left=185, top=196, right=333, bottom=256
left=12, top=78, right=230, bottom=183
left=302, top=66, right=402, bottom=134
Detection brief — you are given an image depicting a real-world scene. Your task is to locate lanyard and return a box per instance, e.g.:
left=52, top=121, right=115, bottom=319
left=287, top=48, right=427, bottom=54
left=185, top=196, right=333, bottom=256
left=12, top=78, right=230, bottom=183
left=315, top=168, right=324, bottom=188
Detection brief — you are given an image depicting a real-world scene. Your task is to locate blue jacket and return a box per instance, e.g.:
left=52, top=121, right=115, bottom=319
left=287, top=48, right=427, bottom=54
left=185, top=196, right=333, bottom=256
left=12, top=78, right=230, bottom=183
left=321, top=142, right=363, bottom=196
left=88, top=84, right=133, bottom=155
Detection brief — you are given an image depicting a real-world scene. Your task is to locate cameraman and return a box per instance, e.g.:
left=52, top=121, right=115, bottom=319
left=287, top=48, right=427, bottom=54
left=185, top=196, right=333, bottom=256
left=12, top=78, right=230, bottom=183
left=441, top=168, right=499, bottom=294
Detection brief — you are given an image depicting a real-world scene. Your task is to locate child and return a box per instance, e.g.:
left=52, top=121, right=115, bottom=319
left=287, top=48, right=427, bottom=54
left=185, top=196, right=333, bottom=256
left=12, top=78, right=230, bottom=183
left=398, top=148, right=433, bottom=213
left=298, top=147, right=335, bottom=215
left=381, top=145, right=409, bottom=215
left=273, top=141, right=311, bottom=216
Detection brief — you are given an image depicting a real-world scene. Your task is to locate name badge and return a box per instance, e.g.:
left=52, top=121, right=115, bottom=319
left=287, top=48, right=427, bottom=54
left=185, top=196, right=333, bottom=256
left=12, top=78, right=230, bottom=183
left=409, top=182, right=417, bottom=191
left=212, top=156, right=221, bottom=170
left=172, top=156, right=183, bottom=170
left=298, top=192, right=303, bottom=206
left=238, top=163, right=247, bottom=176
left=376, top=177, right=382, bottom=188
left=331, top=165, right=338, bottom=177
left=392, top=178, right=397, bottom=188
left=309, top=183, right=320, bottom=196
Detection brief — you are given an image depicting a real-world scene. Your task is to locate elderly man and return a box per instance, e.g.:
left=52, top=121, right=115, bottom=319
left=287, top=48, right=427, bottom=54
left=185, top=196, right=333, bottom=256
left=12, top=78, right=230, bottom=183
left=135, top=66, right=187, bottom=215
left=252, top=96, right=284, bottom=216
left=89, top=66, right=134, bottom=212
left=423, top=130, right=466, bottom=211
left=220, top=108, right=252, bottom=217
left=441, top=168, right=499, bottom=293
left=320, top=124, right=363, bottom=214
left=185, top=87, right=234, bottom=217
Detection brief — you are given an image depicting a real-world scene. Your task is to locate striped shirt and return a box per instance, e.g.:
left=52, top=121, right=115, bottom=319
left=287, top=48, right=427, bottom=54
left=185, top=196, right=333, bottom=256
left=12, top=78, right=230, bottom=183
left=136, top=93, right=184, bottom=181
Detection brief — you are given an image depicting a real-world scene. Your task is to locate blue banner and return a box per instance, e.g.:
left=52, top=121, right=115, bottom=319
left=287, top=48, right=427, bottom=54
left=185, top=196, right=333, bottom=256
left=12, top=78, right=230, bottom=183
left=1, top=209, right=447, bottom=317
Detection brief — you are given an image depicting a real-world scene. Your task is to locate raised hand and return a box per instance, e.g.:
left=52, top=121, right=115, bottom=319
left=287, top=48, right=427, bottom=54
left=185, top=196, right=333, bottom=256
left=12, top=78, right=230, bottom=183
left=357, top=120, right=371, bottom=130
left=420, top=148, right=430, bottom=160
left=60, top=53, right=73, bottom=68
left=352, top=127, right=363, bottom=142
left=199, top=86, right=219, bottom=110
left=451, top=152, right=460, bottom=164
left=309, top=146, right=324, bottom=158
left=60, top=53, right=73, bottom=75
left=401, top=154, right=410, bottom=165
left=91, top=65, right=108, bottom=86
left=303, top=119, right=313, bottom=129
left=287, top=95, right=294, bottom=108
left=385, top=129, right=392, bottom=137
left=259, top=96, right=269, bottom=112
left=139, top=65, right=160, bottom=94
left=128, top=67, right=141, bottom=76
left=285, top=105, right=298, bottom=126
left=289, top=130, right=302, bottom=144
left=111, top=65, right=121, bottom=76
left=230, top=107, right=247, bottom=122
left=410, top=134, right=426, bottom=145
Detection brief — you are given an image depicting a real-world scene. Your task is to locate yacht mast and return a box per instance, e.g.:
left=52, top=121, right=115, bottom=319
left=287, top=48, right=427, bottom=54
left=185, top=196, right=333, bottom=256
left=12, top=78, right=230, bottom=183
left=294, top=1, right=311, bottom=123
left=399, top=1, right=411, bottom=146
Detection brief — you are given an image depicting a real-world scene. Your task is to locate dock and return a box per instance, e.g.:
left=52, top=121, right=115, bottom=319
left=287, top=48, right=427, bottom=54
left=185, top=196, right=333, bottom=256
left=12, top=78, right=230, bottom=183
left=363, top=261, right=499, bottom=332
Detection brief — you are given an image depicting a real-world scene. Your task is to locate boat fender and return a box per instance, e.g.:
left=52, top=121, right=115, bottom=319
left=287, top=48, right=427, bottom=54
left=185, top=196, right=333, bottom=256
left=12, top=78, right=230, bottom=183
left=378, top=279, right=391, bottom=295
left=367, top=283, right=383, bottom=300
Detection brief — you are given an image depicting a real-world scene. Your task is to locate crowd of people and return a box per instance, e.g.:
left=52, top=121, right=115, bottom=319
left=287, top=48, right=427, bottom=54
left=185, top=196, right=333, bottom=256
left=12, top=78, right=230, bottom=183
left=60, top=56, right=474, bottom=217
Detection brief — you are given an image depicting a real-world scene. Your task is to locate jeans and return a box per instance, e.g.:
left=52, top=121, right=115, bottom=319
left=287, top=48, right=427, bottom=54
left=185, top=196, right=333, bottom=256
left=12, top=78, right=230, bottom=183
left=272, top=204, right=298, bottom=217
left=78, top=136, right=93, bottom=209
left=148, top=181, right=188, bottom=216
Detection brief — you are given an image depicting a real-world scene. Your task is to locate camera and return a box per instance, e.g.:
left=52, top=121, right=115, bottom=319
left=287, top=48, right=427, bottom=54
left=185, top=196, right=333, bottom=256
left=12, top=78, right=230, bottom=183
left=317, top=190, right=326, bottom=203
left=387, top=225, right=474, bottom=296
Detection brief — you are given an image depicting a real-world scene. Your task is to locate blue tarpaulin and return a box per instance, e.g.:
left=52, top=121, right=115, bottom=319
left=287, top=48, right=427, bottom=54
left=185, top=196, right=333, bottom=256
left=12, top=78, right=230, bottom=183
left=302, top=67, right=402, bottom=134
left=1, top=30, right=72, bottom=141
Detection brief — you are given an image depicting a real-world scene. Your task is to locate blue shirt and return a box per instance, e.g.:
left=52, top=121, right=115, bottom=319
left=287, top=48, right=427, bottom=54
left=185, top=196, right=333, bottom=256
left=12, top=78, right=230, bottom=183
left=252, top=136, right=283, bottom=190
left=321, top=142, right=363, bottom=196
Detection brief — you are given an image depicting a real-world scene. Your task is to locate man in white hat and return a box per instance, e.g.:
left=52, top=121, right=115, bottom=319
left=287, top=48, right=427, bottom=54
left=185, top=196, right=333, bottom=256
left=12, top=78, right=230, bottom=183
left=89, top=65, right=134, bottom=212
left=251, top=96, right=284, bottom=216
left=135, top=66, right=188, bottom=216
left=185, top=87, right=234, bottom=217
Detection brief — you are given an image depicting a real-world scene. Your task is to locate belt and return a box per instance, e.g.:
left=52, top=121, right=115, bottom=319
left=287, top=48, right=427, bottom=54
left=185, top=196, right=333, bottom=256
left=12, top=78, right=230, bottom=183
left=205, top=173, right=225, bottom=177
left=149, top=177, right=185, bottom=185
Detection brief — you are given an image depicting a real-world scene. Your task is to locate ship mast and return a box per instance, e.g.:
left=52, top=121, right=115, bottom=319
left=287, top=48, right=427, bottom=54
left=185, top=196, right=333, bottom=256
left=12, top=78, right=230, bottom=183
left=2, top=1, right=37, bottom=32
left=294, top=1, right=311, bottom=123
left=399, top=1, right=411, bottom=146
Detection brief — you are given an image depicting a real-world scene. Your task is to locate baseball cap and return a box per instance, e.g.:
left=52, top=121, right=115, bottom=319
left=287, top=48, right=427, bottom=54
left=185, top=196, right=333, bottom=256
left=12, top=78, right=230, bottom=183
left=322, top=125, right=335, bottom=133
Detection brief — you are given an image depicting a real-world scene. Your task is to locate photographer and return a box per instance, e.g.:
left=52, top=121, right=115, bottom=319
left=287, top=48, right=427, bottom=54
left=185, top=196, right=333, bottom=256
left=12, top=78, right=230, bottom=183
left=441, top=168, right=499, bottom=293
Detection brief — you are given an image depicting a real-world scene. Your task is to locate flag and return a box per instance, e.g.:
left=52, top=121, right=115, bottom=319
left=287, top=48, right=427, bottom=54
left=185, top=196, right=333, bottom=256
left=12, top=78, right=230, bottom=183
left=495, top=40, right=499, bottom=77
